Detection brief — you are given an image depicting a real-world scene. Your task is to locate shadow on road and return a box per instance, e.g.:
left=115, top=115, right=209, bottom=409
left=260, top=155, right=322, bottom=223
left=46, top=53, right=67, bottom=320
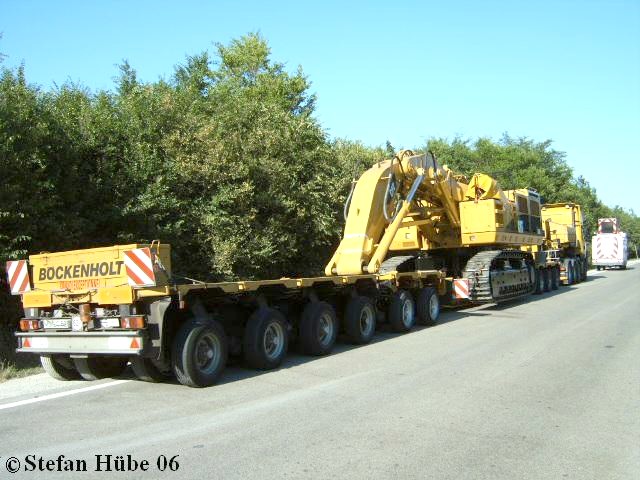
left=103, top=272, right=610, bottom=388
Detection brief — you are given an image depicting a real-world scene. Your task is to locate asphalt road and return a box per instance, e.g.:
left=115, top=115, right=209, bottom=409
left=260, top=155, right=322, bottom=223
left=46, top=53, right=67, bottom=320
left=1, top=262, right=638, bottom=479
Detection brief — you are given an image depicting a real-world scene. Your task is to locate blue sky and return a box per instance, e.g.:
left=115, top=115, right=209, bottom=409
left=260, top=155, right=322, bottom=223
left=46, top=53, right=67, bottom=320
left=2, top=0, right=639, bottom=212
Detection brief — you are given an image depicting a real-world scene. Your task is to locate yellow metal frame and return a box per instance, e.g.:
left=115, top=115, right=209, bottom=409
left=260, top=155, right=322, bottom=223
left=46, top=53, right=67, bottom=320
left=22, top=243, right=172, bottom=308
left=540, top=203, right=586, bottom=255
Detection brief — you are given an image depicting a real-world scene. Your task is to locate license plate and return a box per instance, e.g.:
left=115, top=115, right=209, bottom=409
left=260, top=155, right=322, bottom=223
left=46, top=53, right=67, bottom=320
left=99, top=317, right=121, bottom=328
left=42, top=318, right=71, bottom=329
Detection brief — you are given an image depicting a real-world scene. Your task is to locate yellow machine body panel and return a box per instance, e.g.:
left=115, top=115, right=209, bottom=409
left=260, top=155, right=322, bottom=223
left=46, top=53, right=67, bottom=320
left=540, top=203, right=586, bottom=255
left=22, top=243, right=171, bottom=307
left=389, top=220, right=423, bottom=251
left=460, top=199, right=543, bottom=246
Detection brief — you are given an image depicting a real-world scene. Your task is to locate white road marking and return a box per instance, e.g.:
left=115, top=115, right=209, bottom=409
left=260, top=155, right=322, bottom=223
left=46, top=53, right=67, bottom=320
left=0, top=380, right=130, bottom=411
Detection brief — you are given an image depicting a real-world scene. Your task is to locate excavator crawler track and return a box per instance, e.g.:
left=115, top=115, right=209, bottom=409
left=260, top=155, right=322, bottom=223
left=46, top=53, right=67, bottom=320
left=379, top=255, right=416, bottom=274
left=463, top=250, right=534, bottom=303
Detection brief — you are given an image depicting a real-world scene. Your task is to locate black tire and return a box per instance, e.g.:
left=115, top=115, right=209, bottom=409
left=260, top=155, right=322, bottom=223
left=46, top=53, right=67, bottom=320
left=543, top=268, right=551, bottom=292
left=73, top=356, right=128, bottom=381
left=299, top=301, right=337, bottom=356
left=388, top=290, right=416, bottom=333
left=415, top=287, right=440, bottom=326
left=551, top=267, right=560, bottom=290
left=343, top=296, right=377, bottom=344
left=581, top=260, right=588, bottom=280
left=40, top=355, right=80, bottom=381
left=534, top=268, right=544, bottom=294
left=574, top=259, right=582, bottom=283
left=564, top=260, right=574, bottom=285
left=172, top=318, right=228, bottom=387
left=131, top=356, right=173, bottom=383
left=596, top=266, right=601, bottom=271
left=243, top=308, right=288, bottom=370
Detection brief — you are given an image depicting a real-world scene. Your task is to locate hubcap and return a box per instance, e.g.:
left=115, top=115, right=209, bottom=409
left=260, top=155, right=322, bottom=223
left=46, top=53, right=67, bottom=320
left=359, top=306, right=375, bottom=336
left=429, top=294, right=439, bottom=319
left=195, top=332, right=222, bottom=374
left=318, top=313, right=334, bottom=346
left=264, top=322, right=285, bottom=360
left=401, top=299, right=415, bottom=327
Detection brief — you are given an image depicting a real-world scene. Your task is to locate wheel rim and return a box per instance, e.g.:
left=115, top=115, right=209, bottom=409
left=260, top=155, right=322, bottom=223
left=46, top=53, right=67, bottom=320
left=264, top=321, right=285, bottom=361
left=429, top=294, right=439, bottom=319
left=528, top=266, right=536, bottom=283
left=318, top=313, right=334, bottom=347
left=195, top=332, right=222, bottom=375
left=359, top=306, right=375, bottom=336
left=401, top=298, right=415, bottom=328
left=568, top=265, right=573, bottom=283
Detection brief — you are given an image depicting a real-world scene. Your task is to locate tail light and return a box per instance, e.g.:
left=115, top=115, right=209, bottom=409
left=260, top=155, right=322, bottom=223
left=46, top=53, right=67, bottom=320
left=559, top=266, right=566, bottom=271
left=120, top=316, right=146, bottom=329
left=79, top=303, right=91, bottom=324
left=19, top=319, right=42, bottom=331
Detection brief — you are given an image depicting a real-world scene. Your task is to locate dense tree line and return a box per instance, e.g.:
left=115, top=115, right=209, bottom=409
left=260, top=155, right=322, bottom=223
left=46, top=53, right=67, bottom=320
left=2, top=33, right=639, bottom=364
left=426, top=136, right=639, bottom=248
left=1, top=33, right=638, bottom=280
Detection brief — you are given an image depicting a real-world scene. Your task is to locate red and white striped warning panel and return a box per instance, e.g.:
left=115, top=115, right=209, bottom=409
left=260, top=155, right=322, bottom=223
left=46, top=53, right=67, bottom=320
left=123, top=248, right=156, bottom=287
left=595, top=237, right=619, bottom=260
left=453, top=278, right=470, bottom=299
left=6, top=260, right=32, bottom=295
left=597, top=217, right=619, bottom=233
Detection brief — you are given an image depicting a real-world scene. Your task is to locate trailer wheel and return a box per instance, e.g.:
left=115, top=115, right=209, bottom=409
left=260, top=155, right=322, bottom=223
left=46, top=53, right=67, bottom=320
left=571, top=262, right=578, bottom=284
left=131, top=357, right=173, bottom=383
left=551, top=267, right=560, bottom=290
left=73, top=356, right=128, bottom=381
left=172, top=318, right=228, bottom=387
left=534, top=269, right=544, bottom=294
left=344, top=296, right=376, bottom=344
left=543, top=268, right=551, bottom=292
left=388, top=290, right=416, bottom=333
left=244, top=308, right=289, bottom=370
left=565, top=260, right=574, bottom=285
left=299, top=301, right=337, bottom=356
left=574, top=259, right=582, bottom=283
left=415, top=287, right=440, bottom=326
left=40, top=355, right=80, bottom=381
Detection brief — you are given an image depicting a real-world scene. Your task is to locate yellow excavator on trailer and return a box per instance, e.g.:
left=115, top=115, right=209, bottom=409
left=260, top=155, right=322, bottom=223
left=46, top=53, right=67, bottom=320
left=8, top=150, right=583, bottom=387
left=328, top=149, right=546, bottom=303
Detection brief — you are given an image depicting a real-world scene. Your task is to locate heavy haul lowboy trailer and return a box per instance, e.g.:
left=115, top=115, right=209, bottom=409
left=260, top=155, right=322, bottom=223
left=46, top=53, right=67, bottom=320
left=7, top=150, right=587, bottom=387
left=10, top=243, right=444, bottom=387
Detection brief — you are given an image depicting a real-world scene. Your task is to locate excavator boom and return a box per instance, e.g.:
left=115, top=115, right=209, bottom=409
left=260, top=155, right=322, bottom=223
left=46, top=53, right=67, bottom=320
left=325, top=150, right=468, bottom=276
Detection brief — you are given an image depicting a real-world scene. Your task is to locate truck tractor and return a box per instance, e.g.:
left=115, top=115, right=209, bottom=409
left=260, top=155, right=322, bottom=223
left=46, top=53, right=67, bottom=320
left=526, top=202, right=589, bottom=288
left=592, top=218, right=628, bottom=270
